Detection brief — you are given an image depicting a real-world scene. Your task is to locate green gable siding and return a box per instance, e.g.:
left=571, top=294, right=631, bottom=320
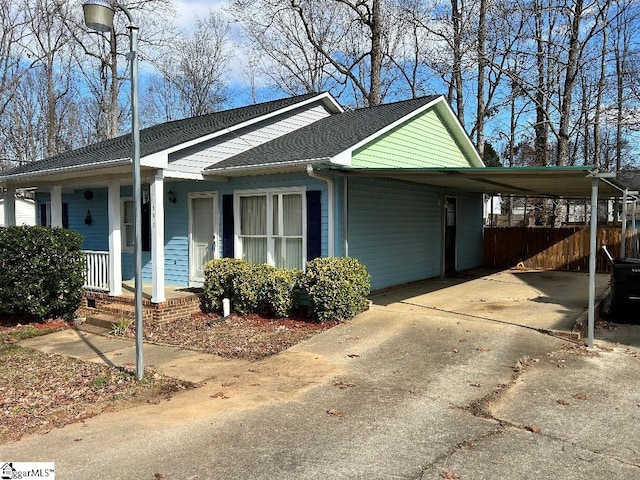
left=351, top=107, right=473, bottom=169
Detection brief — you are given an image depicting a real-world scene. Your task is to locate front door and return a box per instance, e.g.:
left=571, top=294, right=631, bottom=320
left=445, top=197, right=457, bottom=273
left=189, top=193, right=218, bottom=286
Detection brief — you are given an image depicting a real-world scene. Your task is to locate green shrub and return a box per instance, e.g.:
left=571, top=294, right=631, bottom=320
left=202, top=258, right=247, bottom=312
left=304, top=257, right=371, bottom=322
left=258, top=268, right=305, bottom=317
left=231, top=262, right=272, bottom=314
left=0, top=226, right=85, bottom=320
left=202, top=257, right=370, bottom=322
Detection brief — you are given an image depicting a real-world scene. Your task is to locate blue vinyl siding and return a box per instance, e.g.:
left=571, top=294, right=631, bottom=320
left=454, top=191, right=484, bottom=271
left=38, top=173, right=482, bottom=290
left=162, top=173, right=329, bottom=286
left=347, top=178, right=442, bottom=290
left=39, top=174, right=330, bottom=287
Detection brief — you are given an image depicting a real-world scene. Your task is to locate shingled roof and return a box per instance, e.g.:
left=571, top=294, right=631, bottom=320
left=0, top=92, right=320, bottom=179
left=204, top=95, right=441, bottom=172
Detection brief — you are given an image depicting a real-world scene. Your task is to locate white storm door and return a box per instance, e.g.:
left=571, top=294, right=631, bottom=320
left=189, top=193, right=218, bottom=286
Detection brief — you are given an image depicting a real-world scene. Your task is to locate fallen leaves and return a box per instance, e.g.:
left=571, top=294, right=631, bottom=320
left=574, top=392, right=591, bottom=400
left=210, top=392, right=229, bottom=399
left=0, top=345, right=192, bottom=443
left=123, top=313, right=338, bottom=360
left=440, top=471, right=460, bottom=479
left=525, top=425, right=541, bottom=434
left=347, top=353, right=360, bottom=358
left=333, top=381, right=355, bottom=389
left=326, top=409, right=346, bottom=417
left=557, top=399, right=571, bottom=406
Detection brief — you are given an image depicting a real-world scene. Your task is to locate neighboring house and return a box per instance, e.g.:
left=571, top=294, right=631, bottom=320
left=0, top=195, right=36, bottom=226
left=0, top=92, right=484, bottom=301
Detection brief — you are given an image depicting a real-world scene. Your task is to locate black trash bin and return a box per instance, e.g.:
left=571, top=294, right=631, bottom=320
left=610, top=258, right=640, bottom=324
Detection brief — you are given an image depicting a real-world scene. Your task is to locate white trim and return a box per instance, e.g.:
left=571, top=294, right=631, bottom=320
left=163, top=170, right=206, bottom=180
left=0, top=158, right=131, bottom=184
left=107, top=181, right=123, bottom=297
left=233, top=186, right=307, bottom=270
left=50, top=185, right=63, bottom=228
left=188, top=191, right=219, bottom=287
left=2, top=188, right=16, bottom=226
left=306, top=166, right=334, bottom=257
left=150, top=173, right=165, bottom=302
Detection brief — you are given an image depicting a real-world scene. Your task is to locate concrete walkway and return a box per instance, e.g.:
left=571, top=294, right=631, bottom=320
left=4, top=269, right=640, bottom=480
left=18, top=328, right=242, bottom=384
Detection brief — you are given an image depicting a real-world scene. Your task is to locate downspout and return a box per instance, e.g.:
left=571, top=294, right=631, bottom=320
left=440, top=187, right=446, bottom=279
left=343, top=175, right=349, bottom=257
left=306, top=165, right=334, bottom=257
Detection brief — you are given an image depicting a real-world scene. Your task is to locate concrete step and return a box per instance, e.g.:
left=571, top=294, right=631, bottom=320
left=84, top=313, right=122, bottom=330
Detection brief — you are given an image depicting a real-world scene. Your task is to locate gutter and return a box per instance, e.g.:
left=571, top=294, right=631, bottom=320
left=0, top=158, right=131, bottom=184
left=306, top=165, right=335, bottom=257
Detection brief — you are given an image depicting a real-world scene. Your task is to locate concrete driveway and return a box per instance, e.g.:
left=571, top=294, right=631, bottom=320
left=3, top=269, right=639, bottom=480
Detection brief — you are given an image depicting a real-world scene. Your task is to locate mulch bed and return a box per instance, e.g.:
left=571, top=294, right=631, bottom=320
left=122, top=312, right=339, bottom=360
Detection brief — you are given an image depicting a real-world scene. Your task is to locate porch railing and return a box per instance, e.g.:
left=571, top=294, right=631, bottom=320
left=83, top=250, right=109, bottom=292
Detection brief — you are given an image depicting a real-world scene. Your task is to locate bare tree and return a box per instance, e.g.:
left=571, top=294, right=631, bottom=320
left=231, top=0, right=392, bottom=106
left=71, top=0, right=175, bottom=140
left=145, top=10, right=231, bottom=121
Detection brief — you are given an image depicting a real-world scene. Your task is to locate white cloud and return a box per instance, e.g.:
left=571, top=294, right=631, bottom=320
left=173, top=0, right=231, bottom=31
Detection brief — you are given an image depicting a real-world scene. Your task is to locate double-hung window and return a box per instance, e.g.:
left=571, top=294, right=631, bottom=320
left=236, top=188, right=305, bottom=270
left=122, top=198, right=151, bottom=252
left=122, top=198, right=135, bottom=251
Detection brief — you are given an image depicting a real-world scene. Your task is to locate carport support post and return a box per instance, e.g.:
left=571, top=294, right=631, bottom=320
left=588, top=177, right=599, bottom=349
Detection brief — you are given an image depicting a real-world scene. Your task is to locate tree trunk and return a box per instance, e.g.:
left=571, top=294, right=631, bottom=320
left=367, top=0, right=382, bottom=106
left=557, top=0, right=584, bottom=166
left=109, top=29, right=119, bottom=139
left=451, top=0, right=464, bottom=123
left=476, top=0, right=487, bottom=159
left=534, top=0, right=548, bottom=166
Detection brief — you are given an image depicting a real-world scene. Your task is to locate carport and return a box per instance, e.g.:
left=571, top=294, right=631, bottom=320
left=337, top=165, right=637, bottom=348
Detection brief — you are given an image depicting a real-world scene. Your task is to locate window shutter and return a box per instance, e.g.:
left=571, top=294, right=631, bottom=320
left=222, top=194, right=234, bottom=258
left=141, top=202, right=151, bottom=252
left=306, top=190, right=321, bottom=261
left=40, top=204, right=47, bottom=226
left=62, top=203, right=69, bottom=229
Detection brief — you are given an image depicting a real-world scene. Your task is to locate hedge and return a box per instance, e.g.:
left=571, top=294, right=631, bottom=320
left=202, top=257, right=370, bottom=322
left=0, top=226, right=85, bottom=320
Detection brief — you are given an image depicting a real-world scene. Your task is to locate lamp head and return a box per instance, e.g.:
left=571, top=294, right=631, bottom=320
left=83, top=0, right=115, bottom=32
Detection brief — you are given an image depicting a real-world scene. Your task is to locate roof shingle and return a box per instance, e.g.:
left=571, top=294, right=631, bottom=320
left=1, top=93, right=320, bottom=177
left=204, top=95, right=440, bottom=171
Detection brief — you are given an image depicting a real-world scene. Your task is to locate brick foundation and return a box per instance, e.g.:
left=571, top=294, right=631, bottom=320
left=78, top=289, right=205, bottom=324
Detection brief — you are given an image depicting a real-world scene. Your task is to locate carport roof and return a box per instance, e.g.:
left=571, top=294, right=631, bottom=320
left=332, top=165, right=629, bottom=198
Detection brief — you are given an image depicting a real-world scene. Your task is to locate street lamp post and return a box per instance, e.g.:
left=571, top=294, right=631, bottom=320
left=83, top=0, right=144, bottom=380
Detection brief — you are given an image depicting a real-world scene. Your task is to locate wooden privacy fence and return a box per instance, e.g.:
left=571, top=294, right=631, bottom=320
left=484, top=227, right=640, bottom=273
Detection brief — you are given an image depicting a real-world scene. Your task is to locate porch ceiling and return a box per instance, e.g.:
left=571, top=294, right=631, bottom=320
left=337, top=166, right=629, bottom=198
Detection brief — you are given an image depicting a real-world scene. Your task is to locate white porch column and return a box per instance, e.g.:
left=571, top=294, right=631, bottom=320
left=3, top=187, right=16, bottom=226
left=150, top=172, right=165, bottom=303
left=50, top=185, right=63, bottom=227
left=108, top=181, right=123, bottom=297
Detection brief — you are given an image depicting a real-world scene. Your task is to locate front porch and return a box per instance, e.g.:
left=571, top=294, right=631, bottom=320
left=78, top=282, right=205, bottom=325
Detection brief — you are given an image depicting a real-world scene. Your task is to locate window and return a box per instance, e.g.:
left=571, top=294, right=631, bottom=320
left=236, top=189, right=305, bottom=270
left=122, top=198, right=151, bottom=252
left=40, top=202, right=68, bottom=228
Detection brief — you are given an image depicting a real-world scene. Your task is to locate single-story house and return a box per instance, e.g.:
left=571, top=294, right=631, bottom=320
left=0, top=92, right=485, bottom=303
